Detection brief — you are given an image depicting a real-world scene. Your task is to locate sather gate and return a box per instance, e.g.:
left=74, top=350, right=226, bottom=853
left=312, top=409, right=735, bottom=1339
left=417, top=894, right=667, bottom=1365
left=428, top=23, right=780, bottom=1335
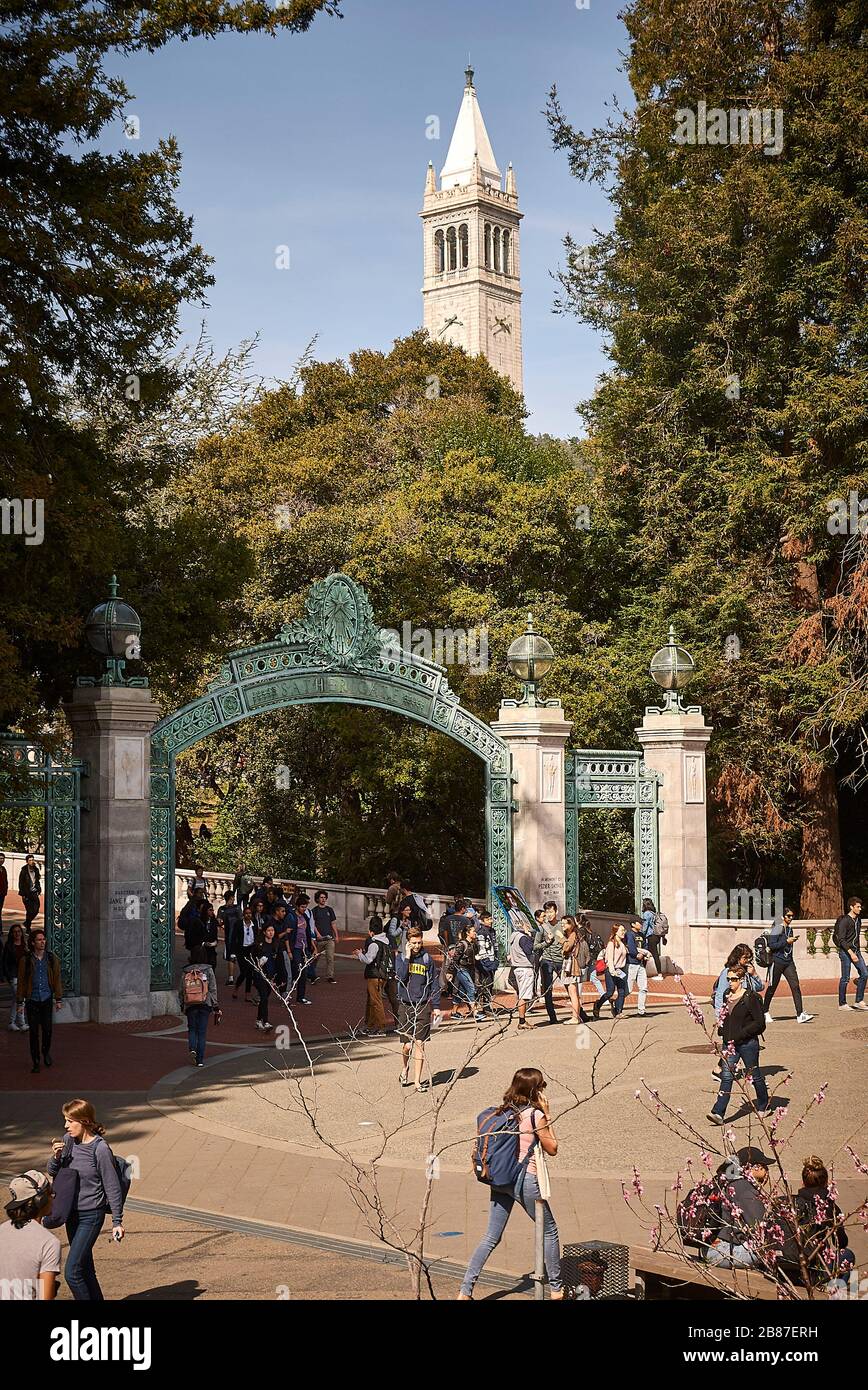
left=148, top=574, right=513, bottom=989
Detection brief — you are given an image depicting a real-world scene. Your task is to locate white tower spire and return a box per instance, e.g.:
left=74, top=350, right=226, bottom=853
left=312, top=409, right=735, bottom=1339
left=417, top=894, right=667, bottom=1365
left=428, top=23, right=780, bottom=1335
left=419, top=66, right=524, bottom=394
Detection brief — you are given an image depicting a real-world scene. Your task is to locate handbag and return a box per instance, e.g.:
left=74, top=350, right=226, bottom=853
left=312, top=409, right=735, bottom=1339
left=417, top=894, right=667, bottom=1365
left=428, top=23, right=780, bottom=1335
left=44, top=1141, right=79, bottom=1229
left=594, top=958, right=607, bottom=976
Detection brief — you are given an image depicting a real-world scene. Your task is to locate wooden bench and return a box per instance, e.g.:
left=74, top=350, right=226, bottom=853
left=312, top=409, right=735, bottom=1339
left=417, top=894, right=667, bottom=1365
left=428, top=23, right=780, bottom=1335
left=632, top=1246, right=814, bottom=1300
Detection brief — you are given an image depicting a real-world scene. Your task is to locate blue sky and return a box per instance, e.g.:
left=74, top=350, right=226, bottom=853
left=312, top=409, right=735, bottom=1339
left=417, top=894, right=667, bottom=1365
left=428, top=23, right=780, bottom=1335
left=113, top=0, right=632, bottom=437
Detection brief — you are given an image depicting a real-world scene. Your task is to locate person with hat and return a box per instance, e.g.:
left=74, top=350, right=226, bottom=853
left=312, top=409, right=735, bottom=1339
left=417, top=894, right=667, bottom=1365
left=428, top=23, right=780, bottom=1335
left=704, top=1147, right=773, bottom=1270
left=0, top=1171, right=60, bottom=1300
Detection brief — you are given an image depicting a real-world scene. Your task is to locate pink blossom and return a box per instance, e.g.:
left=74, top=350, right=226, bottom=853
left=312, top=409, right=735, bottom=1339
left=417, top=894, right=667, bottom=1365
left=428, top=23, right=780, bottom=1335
left=845, top=1145, right=868, bottom=1176
left=700, top=1150, right=713, bottom=1171
left=650, top=1230, right=660, bottom=1251
left=812, top=1083, right=829, bottom=1106
left=671, top=1175, right=683, bottom=1193
left=634, top=1090, right=641, bottom=1100
left=631, top=1166, right=644, bottom=1198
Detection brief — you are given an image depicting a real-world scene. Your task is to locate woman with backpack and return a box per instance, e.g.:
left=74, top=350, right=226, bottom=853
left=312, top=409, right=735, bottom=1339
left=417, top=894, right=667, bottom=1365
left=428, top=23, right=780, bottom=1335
left=641, top=898, right=666, bottom=975
left=179, top=944, right=218, bottom=1065
left=459, top=1067, right=563, bottom=1300
left=46, top=1098, right=125, bottom=1300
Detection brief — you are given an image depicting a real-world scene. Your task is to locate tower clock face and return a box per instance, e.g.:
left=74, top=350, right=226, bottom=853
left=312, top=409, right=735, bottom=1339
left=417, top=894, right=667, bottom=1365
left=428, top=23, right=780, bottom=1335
left=489, top=311, right=512, bottom=337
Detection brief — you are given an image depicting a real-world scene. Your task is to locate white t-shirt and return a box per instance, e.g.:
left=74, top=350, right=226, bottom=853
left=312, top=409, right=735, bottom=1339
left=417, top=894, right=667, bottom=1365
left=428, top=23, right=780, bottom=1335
left=0, top=1219, right=61, bottom=1299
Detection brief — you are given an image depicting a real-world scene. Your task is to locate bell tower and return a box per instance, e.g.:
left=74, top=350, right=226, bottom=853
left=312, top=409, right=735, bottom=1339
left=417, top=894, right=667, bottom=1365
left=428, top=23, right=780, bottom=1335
left=420, top=67, right=523, bottom=394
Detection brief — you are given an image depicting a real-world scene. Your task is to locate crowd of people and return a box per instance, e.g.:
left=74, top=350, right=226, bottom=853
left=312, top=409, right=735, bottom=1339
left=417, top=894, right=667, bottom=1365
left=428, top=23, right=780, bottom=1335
left=1, top=853, right=864, bottom=1300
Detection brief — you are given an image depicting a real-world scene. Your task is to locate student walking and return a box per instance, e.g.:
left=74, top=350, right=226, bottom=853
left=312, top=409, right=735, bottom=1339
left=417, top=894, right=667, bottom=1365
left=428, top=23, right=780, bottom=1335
left=459, top=1068, right=563, bottom=1300
left=231, top=906, right=256, bottom=1002
left=507, top=912, right=537, bottom=1031
left=253, top=923, right=279, bottom=1031
left=217, top=890, right=241, bottom=986
left=179, top=945, right=218, bottom=1065
left=0, top=1170, right=61, bottom=1301
left=17, top=929, right=63, bottom=1072
left=624, top=915, right=651, bottom=1017
left=707, top=965, right=769, bottom=1124
left=473, top=910, right=499, bottom=1014
left=395, top=930, right=441, bottom=1092
left=641, top=897, right=667, bottom=975
left=763, top=908, right=814, bottom=1023
left=560, top=917, right=591, bottom=1024
left=285, top=904, right=316, bottom=1006
left=3, top=924, right=29, bottom=1031
left=0, top=851, right=7, bottom=941
left=232, top=862, right=254, bottom=909
left=312, top=890, right=338, bottom=983
left=18, top=854, right=41, bottom=932
left=834, top=896, right=867, bottom=1011
left=46, top=1099, right=125, bottom=1300
left=357, top=916, right=392, bottom=1035
left=593, top=924, right=628, bottom=1020
left=534, top=904, right=565, bottom=1026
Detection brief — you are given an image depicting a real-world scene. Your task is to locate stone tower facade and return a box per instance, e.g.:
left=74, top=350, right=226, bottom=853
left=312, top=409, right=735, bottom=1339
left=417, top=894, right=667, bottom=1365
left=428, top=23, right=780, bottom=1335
left=420, top=67, right=523, bottom=394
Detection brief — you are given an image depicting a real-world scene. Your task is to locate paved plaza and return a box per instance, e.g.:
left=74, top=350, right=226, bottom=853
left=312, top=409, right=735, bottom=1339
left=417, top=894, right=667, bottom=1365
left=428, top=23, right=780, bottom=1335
left=2, top=923, right=865, bottom=1299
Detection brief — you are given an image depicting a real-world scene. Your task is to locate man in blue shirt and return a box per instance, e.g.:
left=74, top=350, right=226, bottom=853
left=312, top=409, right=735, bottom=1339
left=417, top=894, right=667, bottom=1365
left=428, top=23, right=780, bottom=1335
left=624, top=916, right=651, bottom=1016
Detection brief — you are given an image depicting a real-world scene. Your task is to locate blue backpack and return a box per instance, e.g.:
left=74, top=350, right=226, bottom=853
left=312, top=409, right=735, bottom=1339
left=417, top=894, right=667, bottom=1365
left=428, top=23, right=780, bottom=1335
left=473, top=1106, right=537, bottom=1192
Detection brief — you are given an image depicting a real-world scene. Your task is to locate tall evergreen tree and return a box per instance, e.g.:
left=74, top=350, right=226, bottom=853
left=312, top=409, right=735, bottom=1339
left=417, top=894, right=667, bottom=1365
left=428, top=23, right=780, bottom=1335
left=548, top=0, right=867, bottom=913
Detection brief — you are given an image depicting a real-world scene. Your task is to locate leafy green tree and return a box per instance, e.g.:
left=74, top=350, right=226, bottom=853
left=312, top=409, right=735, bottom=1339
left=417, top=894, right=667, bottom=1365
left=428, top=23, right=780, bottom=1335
left=0, top=0, right=339, bottom=731
left=547, top=0, right=867, bottom=914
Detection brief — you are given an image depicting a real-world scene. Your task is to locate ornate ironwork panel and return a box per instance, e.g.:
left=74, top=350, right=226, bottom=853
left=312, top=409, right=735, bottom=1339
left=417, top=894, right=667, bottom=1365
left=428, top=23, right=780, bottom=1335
left=565, top=748, right=660, bottom=914
left=0, top=734, right=84, bottom=993
left=149, top=574, right=513, bottom=983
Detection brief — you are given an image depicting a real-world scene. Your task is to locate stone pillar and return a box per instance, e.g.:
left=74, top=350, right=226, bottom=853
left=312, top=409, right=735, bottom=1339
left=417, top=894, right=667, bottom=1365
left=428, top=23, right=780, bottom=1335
left=490, top=703, right=573, bottom=911
left=64, top=686, right=164, bottom=1023
left=636, top=706, right=713, bottom=969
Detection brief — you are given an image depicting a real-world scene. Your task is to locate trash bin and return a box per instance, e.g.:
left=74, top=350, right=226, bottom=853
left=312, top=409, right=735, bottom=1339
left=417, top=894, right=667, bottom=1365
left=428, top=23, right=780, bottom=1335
left=560, top=1240, right=630, bottom=1300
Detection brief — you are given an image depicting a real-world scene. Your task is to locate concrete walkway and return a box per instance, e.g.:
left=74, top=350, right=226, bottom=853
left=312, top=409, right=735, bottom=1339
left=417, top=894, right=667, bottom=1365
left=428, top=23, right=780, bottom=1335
left=3, top=958, right=865, bottom=1296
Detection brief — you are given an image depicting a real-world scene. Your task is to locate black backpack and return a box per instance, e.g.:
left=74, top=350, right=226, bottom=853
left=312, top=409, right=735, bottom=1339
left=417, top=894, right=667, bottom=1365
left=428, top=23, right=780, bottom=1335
left=754, top=933, right=771, bottom=969
left=365, top=939, right=395, bottom=981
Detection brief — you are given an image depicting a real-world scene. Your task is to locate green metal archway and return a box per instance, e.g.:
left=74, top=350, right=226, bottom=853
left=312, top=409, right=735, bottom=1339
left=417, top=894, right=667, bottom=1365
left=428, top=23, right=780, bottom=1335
left=149, top=575, right=513, bottom=988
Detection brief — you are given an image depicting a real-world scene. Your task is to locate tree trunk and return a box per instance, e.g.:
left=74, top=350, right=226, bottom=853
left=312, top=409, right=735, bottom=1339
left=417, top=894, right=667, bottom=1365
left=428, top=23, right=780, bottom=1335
left=799, top=763, right=843, bottom=919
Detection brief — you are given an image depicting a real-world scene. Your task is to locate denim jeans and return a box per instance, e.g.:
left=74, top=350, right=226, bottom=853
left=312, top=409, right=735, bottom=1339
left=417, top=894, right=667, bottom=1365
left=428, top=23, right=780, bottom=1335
left=838, top=948, right=867, bottom=1006
left=705, top=1241, right=755, bottom=1269
left=461, top=1171, right=561, bottom=1296
left=711, top=1039, right=769, bottom=1116
left=596, top=969, right=626, bottom=1015
left=186, top=1003, right=209, bottom=1063
left=454, top=968, right=477, bottom=1008
left=65, top=1208, right=106, bottom=1300
left=537, top=959, right=559, bottom=1024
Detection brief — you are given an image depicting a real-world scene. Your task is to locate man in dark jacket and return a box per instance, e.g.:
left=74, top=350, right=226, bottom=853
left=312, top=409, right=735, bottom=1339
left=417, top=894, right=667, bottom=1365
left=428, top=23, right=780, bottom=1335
left=705, top=1147, right=772, bottom=1270
left=707, top=963, right=769, bottom=1124
left=16, top=928, right=62, bottom=1073
left=18, top=854, right=41, bottom=931
left=763, top=908, right=814, bottom=1024
left=834, top=896, right=866, bottom=1011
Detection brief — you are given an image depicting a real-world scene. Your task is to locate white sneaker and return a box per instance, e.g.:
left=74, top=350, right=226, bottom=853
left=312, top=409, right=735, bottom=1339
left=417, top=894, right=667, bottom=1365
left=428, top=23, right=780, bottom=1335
left=796, top=1012, right=814, bottom=1023
left=852, top=1001, right=868, bottom=1012
left=6, top=1020, right=17, bottom=1031
left=255, top=1020, right=266, bottom=1030
left=839, top=1003, right=853, bottom=1011
left=764, top=1012, right=773, bottom=1023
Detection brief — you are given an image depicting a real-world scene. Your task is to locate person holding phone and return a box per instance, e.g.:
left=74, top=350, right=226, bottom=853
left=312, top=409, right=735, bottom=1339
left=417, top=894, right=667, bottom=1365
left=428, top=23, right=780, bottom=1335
left=46, top=1099, right=124, bottom=1300
left=763, top=908, right=814, bottom=1024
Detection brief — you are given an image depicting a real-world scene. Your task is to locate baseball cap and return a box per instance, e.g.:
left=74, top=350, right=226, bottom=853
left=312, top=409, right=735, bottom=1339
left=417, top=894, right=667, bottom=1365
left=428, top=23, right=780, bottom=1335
left=736, top=1146, right=773, bottom=1170
left=8, top=1171, right=52, bottom=1203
